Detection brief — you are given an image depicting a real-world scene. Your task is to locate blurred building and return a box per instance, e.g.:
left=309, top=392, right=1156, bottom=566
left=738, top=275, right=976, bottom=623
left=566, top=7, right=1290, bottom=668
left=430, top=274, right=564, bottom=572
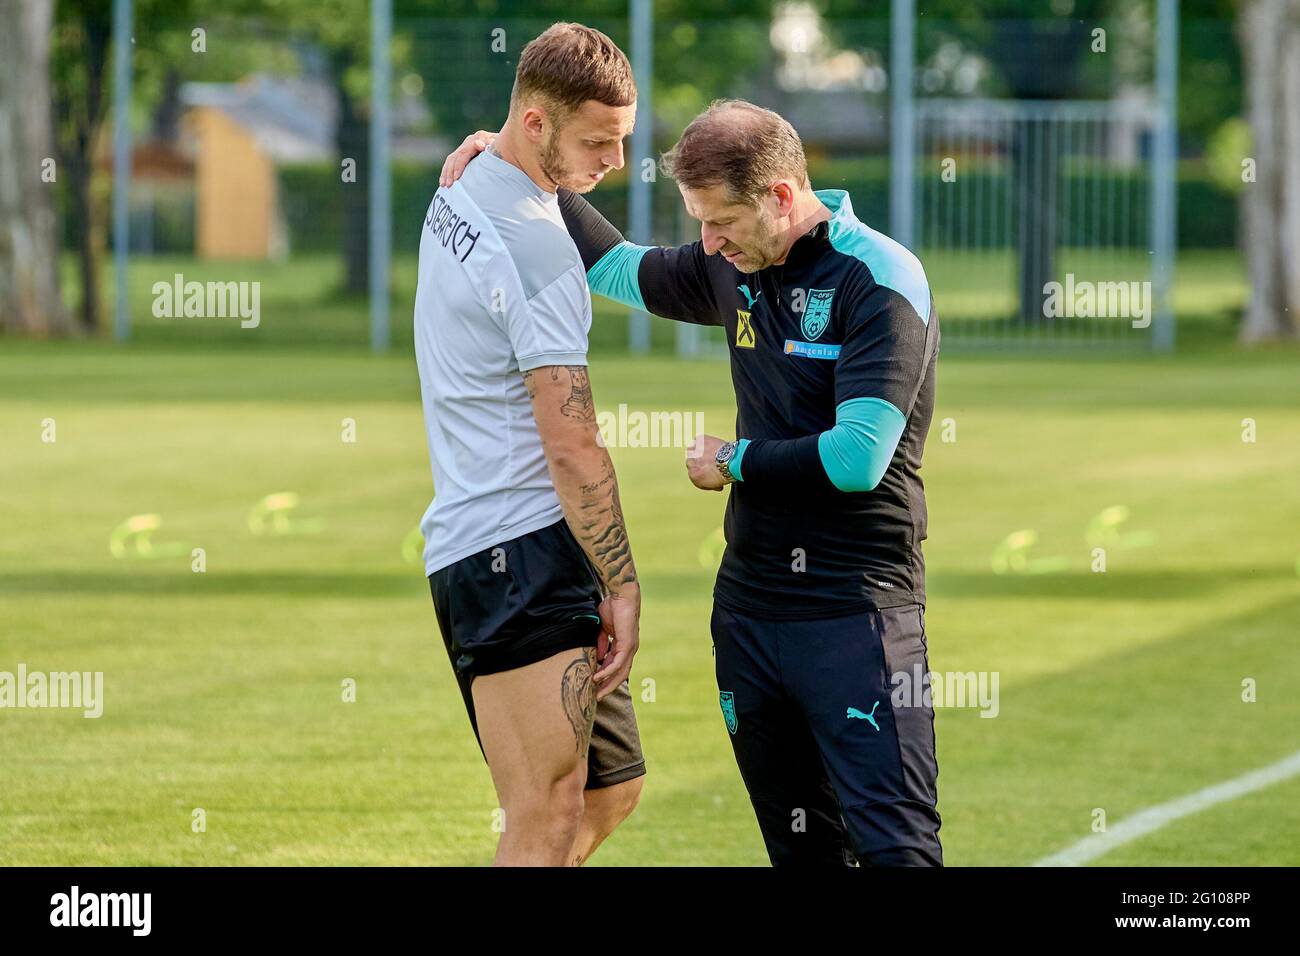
left=180, top=75, right=336, bottom=259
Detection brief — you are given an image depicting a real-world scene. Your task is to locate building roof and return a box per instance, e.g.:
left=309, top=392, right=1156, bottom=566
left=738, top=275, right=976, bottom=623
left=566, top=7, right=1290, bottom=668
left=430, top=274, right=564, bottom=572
left=181, top=75, right=338, bottom=162
left=180, top=73, right=444, bottom=163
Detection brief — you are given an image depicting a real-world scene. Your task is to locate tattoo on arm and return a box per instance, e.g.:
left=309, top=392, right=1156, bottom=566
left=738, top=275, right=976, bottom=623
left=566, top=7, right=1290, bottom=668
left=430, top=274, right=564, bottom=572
left=524, top=366, right=637, bottom=592
left=558, top=366, right=595, bottom=422
left=579, top=456, right=615, bottom=496
left=585, top=484, right=634, bottom=585
left=522, top=366, right=590, bottom=420
left=578, top=457, right=635, bottom=590
left=561, top=649, right=598, bottom=755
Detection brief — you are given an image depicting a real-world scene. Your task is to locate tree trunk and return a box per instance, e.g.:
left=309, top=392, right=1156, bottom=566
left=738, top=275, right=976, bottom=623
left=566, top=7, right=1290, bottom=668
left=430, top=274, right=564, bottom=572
left=1012, top=118, right=1060, bottom=324
left=991, top=20, right=1087, bottom=327
left=53, top=8, right=111, bottom=333
left=68, top=158, right=100, bottom=333
left=1239, top=0, right=1300, bottom=342
left=0, top=0, right=67, bottom=336
left=334, top=52, right=369, bottom=296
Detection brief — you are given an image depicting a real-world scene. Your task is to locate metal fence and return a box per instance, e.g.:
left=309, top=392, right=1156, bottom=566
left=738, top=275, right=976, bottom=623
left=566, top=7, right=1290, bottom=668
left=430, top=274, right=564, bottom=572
left=914, top=98, right=1162, bottom=349
left=100, top=1, right=1183, bottom=355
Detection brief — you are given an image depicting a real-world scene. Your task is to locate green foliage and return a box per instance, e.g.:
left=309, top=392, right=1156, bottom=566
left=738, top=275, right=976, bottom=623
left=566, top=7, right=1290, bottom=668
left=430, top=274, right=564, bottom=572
left=1204, top=117, right=1251, bottom=195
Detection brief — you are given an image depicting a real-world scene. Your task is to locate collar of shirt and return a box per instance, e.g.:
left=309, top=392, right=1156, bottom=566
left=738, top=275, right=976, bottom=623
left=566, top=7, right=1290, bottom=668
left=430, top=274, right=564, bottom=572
left=780, top=217, right=832, bottom=271
left=476, top=148, right=558, bottom=204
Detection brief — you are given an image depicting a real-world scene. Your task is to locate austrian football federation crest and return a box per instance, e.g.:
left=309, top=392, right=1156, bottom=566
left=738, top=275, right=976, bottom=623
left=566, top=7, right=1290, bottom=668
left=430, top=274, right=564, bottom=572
left=801, top=288, right=836, bottom=341
left=719, top=691, right=738, bottom=735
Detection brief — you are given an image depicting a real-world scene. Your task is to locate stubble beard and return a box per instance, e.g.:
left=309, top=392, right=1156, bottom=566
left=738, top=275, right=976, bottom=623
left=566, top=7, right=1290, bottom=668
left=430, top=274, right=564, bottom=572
left=540, top=126, right=597, bottom=194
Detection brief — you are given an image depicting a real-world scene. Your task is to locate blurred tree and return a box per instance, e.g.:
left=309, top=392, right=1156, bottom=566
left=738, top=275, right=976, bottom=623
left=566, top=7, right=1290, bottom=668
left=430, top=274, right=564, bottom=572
left=870, top=0, right=1111, bottom=322
left=50, top=0, right=113, bottom=334
left=219, top=0, right=377, bottom=294
left=51, top=0, right=113, bottom=335
left=1237, top=0, right=1299, bottom=341
left=1180, top=0, right=1243, bottom=151
left=51, top=0, right=198, bottom=333
left=53, top=0, right=380, bottom=314
left=0, top=0, right=67, bottom=335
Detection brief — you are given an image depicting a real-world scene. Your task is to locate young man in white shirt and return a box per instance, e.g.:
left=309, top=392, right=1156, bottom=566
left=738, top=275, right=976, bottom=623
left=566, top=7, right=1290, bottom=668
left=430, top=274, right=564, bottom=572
left=414, top=22, right=643, bottom=866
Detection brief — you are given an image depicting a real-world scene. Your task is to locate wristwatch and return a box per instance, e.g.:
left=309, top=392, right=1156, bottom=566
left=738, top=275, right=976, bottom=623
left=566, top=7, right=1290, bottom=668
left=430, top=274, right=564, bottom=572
left=714, top=440, right=739, bottom=484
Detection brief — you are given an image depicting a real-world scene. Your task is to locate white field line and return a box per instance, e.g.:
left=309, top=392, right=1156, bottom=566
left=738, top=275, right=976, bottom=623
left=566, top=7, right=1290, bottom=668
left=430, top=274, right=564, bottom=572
left=1033, top=748, right=1300, bottom=866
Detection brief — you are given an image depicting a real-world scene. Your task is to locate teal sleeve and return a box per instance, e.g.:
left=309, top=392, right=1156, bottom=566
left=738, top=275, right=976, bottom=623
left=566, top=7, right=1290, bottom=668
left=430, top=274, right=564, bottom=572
left=730, top=438, right=751, bottom=481
left=815, top=397, right=907, bottom=492
left=586, top=241, right=650, bottom=310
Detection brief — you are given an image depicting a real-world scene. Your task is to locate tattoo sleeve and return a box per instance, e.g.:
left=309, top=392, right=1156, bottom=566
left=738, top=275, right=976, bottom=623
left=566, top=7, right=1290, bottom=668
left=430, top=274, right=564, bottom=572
left=525, top=365, right=638, bottom=594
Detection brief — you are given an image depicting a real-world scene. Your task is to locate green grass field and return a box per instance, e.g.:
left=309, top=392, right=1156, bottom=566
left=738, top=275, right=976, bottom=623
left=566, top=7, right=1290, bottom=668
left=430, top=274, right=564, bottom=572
left=3, top=253, right=1298, bottom=866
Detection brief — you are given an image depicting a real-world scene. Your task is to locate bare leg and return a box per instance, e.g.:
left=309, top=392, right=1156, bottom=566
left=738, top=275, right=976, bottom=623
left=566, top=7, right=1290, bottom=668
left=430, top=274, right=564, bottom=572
left=472, top=647, right=598, bottom=866
left=569, top=775, right=643, bottom=865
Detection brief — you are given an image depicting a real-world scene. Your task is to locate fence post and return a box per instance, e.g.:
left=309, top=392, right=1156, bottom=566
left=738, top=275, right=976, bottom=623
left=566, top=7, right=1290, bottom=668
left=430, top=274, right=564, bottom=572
left=890, top=0, right=916, bottom=249
left=112, top=0, right=133, bottom=342
left=1151, top=0, right=1178, bottom=353
left=628, top=0, right=653, bottom=353
left=370, top=0, right=393, bottom=352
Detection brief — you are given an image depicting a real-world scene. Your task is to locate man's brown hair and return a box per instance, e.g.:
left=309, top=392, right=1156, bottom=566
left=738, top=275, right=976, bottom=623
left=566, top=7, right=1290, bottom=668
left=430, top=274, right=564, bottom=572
left=511, top=22, right=636, bottom=125
left=660, top=99, right=808, bottom=206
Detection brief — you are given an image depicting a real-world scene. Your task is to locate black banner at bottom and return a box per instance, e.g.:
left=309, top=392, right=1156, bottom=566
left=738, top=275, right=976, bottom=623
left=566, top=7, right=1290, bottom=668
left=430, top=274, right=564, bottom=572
left=0, top=866, right=1287, bottom=942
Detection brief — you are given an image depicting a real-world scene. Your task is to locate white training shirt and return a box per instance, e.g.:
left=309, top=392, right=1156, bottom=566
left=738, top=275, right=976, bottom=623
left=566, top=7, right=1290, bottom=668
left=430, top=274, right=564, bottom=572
left=413, top=149, right=592, bottom=575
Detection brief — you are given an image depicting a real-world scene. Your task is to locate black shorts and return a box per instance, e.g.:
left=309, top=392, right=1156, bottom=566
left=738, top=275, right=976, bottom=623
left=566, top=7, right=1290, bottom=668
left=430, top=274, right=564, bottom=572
left=711, top=602, right=942, bottom=866
left=428, top=518, right=645, bottom=790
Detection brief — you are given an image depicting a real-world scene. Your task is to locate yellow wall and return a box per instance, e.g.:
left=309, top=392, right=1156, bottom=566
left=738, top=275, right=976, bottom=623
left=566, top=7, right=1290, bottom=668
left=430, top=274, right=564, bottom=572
left=189, top=108, right=275, bottom=259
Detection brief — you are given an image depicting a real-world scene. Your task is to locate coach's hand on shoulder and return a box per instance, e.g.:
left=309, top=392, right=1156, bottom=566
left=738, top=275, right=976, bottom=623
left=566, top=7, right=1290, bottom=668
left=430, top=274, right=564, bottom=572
left=593, top=582, right=640, bottom=701
left=439, top=130, right=497, bottom=187
left=685, top=434, right=726, bottom=491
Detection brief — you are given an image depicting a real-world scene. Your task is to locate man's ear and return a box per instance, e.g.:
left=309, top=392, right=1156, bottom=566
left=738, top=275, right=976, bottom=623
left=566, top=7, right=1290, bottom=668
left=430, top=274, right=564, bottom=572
left=771, top=180, right=797, bottom=217
left=520, top=105, right=546, bottom=144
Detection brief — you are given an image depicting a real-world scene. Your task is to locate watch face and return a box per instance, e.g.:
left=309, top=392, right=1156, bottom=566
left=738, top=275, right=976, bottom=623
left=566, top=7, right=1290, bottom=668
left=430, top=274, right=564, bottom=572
left=715, top=442, right=735, bottom=465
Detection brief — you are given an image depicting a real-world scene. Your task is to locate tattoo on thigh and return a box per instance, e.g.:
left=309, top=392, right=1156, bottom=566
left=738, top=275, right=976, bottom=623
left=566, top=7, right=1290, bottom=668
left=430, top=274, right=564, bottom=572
left=561, top=649, right=597, bottom=755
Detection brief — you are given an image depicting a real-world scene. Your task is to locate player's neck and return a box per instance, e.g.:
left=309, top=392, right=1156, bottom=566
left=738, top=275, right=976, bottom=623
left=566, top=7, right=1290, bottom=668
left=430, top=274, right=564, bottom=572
left=490, top=125, right=559, bottom=194
left=770, top=189, right=831, bottom=266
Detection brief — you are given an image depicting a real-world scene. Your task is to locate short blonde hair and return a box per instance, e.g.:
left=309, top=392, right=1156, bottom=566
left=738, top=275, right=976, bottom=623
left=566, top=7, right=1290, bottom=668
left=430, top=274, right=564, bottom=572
left=511, top=23, right=636, bottom=126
